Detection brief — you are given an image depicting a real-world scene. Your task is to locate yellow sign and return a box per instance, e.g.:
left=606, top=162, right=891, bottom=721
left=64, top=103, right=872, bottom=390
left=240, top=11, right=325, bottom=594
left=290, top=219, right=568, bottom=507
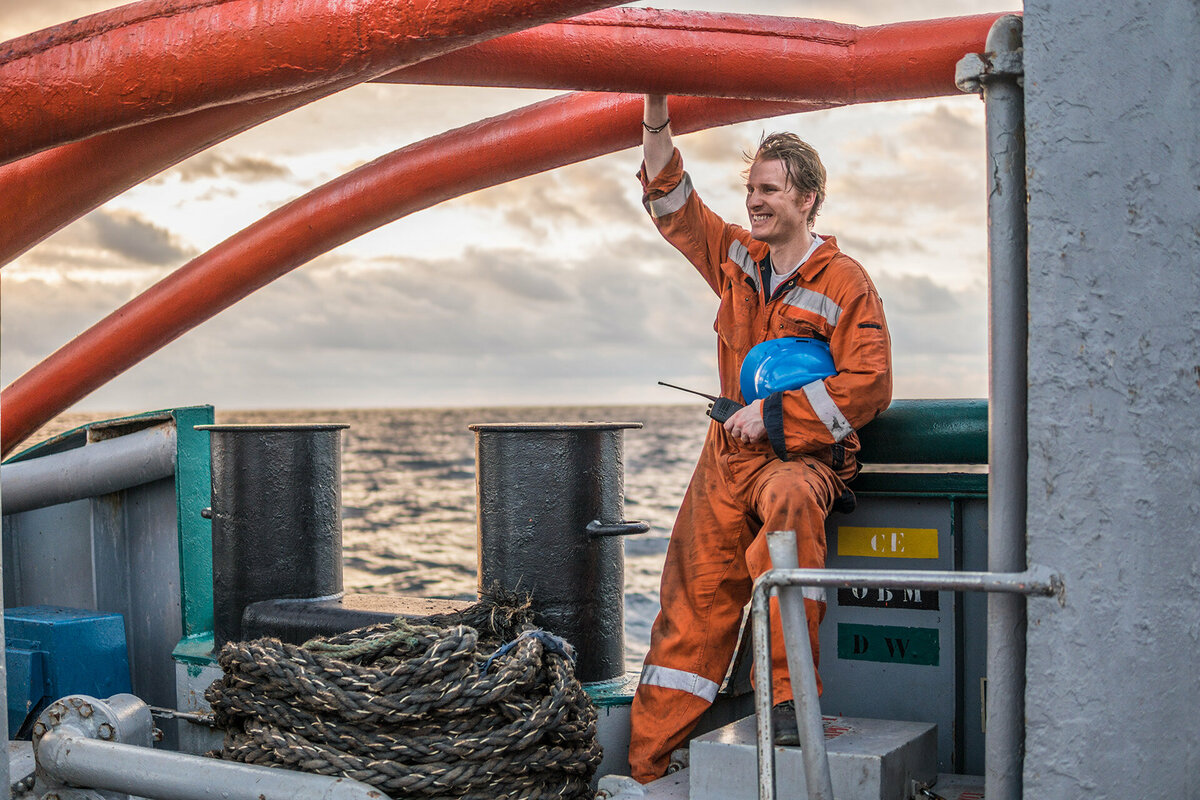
left=837, top=526, right=939, bottom=559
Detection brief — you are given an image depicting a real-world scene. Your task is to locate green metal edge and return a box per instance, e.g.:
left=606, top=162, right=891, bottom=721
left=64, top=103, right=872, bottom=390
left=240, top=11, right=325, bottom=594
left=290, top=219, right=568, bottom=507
left=584, top=676, right=636, bottom=708
left=4, top=407, right=174, bottom=463
left=858, top=399, right=988, bottom=465
left=172, top=406, right=215, bottom=639
left=851, top=469, right=988, bottom=496
left=172, top=632, right=217, bottom=668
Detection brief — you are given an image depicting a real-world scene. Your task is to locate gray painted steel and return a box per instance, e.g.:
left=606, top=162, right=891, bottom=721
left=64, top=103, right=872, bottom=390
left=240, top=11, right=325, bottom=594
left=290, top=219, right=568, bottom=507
left=593, top=702, right=634, bottom=783
left=975, top=17, right=1030, bottom=800
left=690, top=715, right=936, bottom=800
left=762, top=568, right=1059, bottom=598
left=764, top=531, right=833, bottom=800
left=95, top=478, right=180, bottom=716
left=0, top=426, right=176, bottom=514
left=1022, top=1, right=1200, bottom=796
left=37, top=728, right=378, bottom=800
left=199, top=424, right=348, bottom=648
left=761, top=561, right=1058, bottom=796
left=3, top=473, right=182, bottom=716
left=30, top=692, right=378, bottom=798
left=471, top=422, right=644, bottom=684
left=598, top=769, right=691, bottom=799
left=173, top=660, right=226, bottom=756
left=820, top=494, right=988, bottom=774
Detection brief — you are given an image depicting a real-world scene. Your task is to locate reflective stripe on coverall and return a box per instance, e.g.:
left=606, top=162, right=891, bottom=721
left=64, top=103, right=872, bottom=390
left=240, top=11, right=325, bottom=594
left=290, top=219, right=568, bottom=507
left=629, top=149, right=892, bottom=783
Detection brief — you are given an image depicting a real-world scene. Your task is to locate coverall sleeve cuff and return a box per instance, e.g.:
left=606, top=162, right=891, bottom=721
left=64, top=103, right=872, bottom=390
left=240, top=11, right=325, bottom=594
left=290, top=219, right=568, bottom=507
left=638, top=148, right=685, bottom=194
left=763, top=392, right=789, bottom=461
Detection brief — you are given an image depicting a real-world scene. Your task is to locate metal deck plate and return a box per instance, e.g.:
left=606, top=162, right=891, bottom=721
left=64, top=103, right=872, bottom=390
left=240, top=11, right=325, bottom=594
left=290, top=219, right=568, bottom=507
left=690, top=715, right=937, bottom=800
left=928, top=773, right=985, bottom=799
left=600, top=768, right=691, bottom=799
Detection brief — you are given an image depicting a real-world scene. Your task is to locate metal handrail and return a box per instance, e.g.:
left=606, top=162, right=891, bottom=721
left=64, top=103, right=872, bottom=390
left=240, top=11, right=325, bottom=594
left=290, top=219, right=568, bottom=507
left=751, top=535, right=1063, bottom=800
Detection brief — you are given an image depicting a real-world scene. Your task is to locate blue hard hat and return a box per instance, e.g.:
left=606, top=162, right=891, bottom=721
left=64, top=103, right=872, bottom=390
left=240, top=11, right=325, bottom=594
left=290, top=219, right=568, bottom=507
left=739, top=337, right=836, bottom=402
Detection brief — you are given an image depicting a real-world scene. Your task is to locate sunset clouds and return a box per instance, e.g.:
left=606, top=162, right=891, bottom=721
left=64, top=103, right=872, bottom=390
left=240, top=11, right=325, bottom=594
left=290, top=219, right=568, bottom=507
left=1, top=1, right=1009, bottom=413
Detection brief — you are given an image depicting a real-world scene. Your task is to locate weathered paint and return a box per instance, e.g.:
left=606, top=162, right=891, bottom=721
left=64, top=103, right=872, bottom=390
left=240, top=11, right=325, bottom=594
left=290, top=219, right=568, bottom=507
left=1022, top=0, right=1200, bottom=795
left=856, top=399, right=988, bottom=465
left=0, top=0, right=620, bottom=166
left=836, top=586, right=940, bottom=611
left=171, top=633, right=216, bottom=668
left=171, top=406, right=214, bottom=639
left=472, top=422, right=642, bottom=683
left=836, top=623, right=940, bottom=667
left=390, top=10, right=1004, bottom=103
left=0, top=91, right=322, bottom=266
left=836, top=526, right=940, bottom=559
left=201, top=424, right=347, bottom=647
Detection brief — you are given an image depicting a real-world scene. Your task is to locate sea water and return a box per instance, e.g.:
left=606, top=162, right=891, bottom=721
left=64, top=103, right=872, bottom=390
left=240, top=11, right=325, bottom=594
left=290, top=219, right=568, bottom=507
left=31, top=404, right=711, bottom=672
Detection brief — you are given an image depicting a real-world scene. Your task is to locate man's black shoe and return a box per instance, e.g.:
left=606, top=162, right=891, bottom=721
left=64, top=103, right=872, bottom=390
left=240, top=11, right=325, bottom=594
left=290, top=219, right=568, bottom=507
left=771, top=700, right=800, bottom=746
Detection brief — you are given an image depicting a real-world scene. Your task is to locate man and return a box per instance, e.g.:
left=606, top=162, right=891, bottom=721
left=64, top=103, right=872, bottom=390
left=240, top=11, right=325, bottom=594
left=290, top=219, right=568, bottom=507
left=630, top=94, right=893, bottom=783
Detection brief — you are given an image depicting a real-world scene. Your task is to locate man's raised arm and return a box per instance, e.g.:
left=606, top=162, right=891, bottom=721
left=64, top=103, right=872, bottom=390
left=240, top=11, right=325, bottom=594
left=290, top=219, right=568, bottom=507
left=642, top=95, right=673, bottom=180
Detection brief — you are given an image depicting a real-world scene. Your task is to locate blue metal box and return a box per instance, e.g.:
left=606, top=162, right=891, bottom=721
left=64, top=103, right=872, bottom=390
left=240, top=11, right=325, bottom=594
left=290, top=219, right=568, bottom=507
left=4, top=605, right=132, bottom=737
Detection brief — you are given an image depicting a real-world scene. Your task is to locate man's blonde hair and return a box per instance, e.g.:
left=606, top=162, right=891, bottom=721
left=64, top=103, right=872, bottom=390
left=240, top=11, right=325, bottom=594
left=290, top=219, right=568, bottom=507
left=745, top=133, right=827, bottom=226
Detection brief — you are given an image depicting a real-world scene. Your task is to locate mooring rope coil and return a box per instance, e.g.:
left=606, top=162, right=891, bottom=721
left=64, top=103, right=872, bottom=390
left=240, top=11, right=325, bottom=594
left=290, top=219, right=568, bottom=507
left=206, top=597, right=602, bottom=800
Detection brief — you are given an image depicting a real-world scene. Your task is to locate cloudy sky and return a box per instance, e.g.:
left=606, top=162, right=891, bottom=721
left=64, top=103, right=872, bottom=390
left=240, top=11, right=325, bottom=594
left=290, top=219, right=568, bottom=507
left=0, top=0, right=1015, bottom=414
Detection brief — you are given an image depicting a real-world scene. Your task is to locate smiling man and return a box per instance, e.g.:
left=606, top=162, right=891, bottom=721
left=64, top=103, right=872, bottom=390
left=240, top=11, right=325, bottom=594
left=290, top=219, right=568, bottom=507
left=629, top=94, right=893, bottom=783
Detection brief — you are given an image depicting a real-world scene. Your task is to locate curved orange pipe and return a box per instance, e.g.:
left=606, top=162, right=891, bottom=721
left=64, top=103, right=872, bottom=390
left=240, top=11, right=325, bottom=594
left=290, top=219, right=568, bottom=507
left=0, top=10, right=1004, bottom=264
left=0, top=93, right=823, bottom=455
left=392, top=9, right=1002, bottom=103
left=0, top=92, right=324, bottom=265
left=0, top=0, right=618, bottom=166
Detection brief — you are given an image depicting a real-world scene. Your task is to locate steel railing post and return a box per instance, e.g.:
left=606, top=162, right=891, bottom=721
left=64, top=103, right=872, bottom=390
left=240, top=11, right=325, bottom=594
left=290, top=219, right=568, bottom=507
left=956, top=15, right=1029, bottom=800
left=765, top=531, right=834, bottom=800
left=753, top=564, right=1060, bottom=800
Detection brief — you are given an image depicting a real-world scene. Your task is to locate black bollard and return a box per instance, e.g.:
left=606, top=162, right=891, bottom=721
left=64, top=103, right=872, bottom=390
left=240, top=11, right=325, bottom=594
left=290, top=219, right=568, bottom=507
left=470, top=422, right=646, bottom=684
left=198, top=423, right=349, bottom=648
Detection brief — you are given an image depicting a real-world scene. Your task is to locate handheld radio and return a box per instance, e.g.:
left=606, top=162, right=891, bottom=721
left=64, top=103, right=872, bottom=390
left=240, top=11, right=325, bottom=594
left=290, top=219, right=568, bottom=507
left=657, top=381, right=744, bottom=424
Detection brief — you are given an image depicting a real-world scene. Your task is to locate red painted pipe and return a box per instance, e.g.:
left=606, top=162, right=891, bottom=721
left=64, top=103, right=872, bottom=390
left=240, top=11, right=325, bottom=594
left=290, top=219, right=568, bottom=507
left=0, top=92, right=322, bottom=265
left=0, top=10, right=1004, bottom=264
left=0, top=93, right=823, bottom=455
left=391, top=9, right=1002, bottom=103
left=0, top=0, right=619, bottom=166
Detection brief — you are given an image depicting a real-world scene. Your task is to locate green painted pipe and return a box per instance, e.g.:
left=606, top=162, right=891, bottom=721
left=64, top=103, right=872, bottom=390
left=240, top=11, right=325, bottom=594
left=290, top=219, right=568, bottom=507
left=857, top=399, right=988, bottom=465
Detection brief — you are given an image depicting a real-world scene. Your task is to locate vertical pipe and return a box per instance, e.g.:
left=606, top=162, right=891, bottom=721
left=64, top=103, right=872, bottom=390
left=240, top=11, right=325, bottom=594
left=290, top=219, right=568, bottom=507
left=198, top=423, right=348, bottom=648
left=765, top=531, right=834, bottom=800
left=751, top=588, right=776, bottom=800
left=980, top=16, right=1028, bottom=800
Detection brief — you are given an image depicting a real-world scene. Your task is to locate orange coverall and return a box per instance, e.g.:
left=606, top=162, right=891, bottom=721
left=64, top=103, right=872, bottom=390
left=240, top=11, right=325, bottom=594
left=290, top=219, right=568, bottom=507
left=629, top=149, right=893, bottom=782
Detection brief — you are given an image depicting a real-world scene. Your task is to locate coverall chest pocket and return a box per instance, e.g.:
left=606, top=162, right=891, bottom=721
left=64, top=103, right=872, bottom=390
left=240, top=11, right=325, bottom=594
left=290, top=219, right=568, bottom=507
left=715, top=279, right=759, bottom=354
left=772, top=302, right=829, bottom=342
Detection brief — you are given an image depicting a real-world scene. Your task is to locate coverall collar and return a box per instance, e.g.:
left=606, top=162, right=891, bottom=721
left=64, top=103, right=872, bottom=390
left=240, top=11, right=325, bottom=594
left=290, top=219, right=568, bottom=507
left=759, top=235, right=839, bottom=298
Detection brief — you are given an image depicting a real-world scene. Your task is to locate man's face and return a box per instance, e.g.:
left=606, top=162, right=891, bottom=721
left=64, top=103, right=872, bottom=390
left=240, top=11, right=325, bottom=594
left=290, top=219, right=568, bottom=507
left=745, top=158, right=815, bottom=245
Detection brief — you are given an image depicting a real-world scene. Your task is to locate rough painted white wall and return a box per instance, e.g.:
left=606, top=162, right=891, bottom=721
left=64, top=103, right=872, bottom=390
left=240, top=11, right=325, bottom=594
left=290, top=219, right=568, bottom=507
left=1023, top=1, right=1200, bottom=796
